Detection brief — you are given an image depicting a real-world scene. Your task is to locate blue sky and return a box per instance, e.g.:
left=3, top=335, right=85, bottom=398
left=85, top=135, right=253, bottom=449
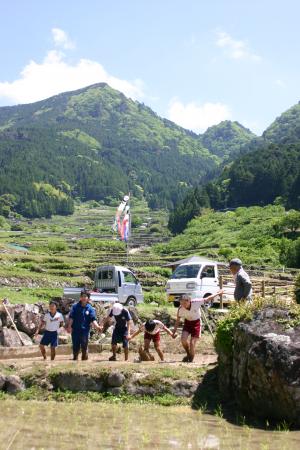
left=0, top=0, right=299, bottom=134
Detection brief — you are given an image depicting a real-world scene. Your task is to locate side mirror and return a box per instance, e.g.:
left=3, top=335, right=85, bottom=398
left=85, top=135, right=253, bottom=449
left=201, top=272, right=208, bottom=279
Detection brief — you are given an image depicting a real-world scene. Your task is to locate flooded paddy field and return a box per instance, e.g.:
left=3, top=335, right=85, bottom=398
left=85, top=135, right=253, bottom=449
left=0, top=400, right=299, bottom=450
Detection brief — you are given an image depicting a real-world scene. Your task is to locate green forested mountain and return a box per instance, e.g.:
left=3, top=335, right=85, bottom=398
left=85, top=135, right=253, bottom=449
left=201, top=120, right=256, bottom=160
left=0, top=83, right=232, bottom=217
left=169, top=103, right=300, bottom=233
left=263, top=101, right=300, bottom=144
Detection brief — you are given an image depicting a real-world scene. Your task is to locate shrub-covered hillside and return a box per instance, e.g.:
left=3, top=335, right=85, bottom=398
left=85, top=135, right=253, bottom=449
left=157, top=205, right=300, bottom=268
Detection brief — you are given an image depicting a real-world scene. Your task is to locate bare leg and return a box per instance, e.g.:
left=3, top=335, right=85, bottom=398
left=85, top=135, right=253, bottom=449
left=181, top=331, right=190, bottom=360
left=109, top=344, right=118, bottom=361
left=144, top=339, right=152, bottom=359
left=124, top=347, right=129, bottom=361
left=154, top=342, right=164, bottom=361
left=39, top=344, right=46, bottom=360
left=50, top=347, right=56, bottom=361
left=189, top=337, right=199, bottom=362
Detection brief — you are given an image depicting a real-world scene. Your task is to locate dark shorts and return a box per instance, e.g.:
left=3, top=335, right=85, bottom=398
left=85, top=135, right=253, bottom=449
left=182, top=319, right=201, bottom=338
left=40, top=330, right=58, bottom=347
left=72, top=332, right=89, bottom=354
left=112, top=329, right=128, bottom=348
left=144, top=331, right=160, bottom=343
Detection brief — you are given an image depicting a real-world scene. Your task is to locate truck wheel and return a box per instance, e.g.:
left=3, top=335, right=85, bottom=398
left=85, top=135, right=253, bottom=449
left=125, top=296, right=137, bottom=307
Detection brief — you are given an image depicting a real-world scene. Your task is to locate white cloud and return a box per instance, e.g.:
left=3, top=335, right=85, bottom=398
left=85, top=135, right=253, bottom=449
left=52, top=28, right=75, bottom=49
left=0, top=47, right=144, bottom=105
left=168, top=99, right=232, bottom=133
left=274, top=79, right=286, bottom=88
left=216, top=31, right=261, bottom=62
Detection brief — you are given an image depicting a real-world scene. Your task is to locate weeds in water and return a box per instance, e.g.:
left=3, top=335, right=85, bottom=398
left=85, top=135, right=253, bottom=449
left=214, top=404, right=224, bottom=418
left=276, top=420, right=290, bottom=432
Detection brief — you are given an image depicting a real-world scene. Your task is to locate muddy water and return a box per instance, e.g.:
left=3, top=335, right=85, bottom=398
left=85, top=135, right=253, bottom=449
left=0, top=400, right=299, bottom=450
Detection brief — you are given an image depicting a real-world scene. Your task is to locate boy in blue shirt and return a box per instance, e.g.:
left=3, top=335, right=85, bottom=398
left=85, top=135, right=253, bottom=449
left=101, top=302, right=132, bottom=361
left=67, top=291, right=101, bottom=360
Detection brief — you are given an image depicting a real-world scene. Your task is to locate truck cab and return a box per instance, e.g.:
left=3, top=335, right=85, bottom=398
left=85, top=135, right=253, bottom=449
left=94, top=265, right=143, bottom=307
left=166, top=260, right=234, bottom=306
left=63, top=265, right=143, bottom=307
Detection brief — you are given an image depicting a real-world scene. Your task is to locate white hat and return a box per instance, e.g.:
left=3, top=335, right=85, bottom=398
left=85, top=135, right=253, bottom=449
left=112, top=302, right=123, bottom=316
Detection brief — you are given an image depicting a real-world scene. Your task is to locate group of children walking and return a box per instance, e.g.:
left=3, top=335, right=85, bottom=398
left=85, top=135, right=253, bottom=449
left=37, top=289, right=222, bottom=362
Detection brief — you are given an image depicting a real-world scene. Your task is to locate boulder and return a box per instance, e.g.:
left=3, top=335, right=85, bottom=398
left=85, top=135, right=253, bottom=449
left=0, top=373, right=6, bottom=390
left=0, top=304, right=15, bottom=328
left=0, top=327, right=33, bottom=347
left=170, top=380, right=198, bottom=397
left=217, top=307, right=300, bottom=425
left=14, top=304, right=40, bottom=336
left=5, top=375, right=25, bottom=394
left=51, top=373, right=103, bottom=392
left=107, top=371, right=125, bottom=388
left=53, top=297, right=74, bottom=315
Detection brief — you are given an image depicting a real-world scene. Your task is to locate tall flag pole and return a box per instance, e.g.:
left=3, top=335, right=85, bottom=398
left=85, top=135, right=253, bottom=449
left=112, top=193, right=131, bottom=264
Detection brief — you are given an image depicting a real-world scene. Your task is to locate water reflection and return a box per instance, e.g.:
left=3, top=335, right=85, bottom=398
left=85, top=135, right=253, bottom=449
left=0, top=400, right=299, bottom=449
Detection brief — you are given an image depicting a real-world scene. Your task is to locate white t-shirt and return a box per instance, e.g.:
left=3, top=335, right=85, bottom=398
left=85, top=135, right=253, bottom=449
left=178, top=302, right=202, bottom=321
left=44, top=312, right=64, bottom=332
left=142, top=320, right=165, bottom=335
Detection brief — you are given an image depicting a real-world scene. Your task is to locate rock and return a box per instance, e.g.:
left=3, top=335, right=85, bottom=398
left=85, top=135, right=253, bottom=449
left=0, top=327, right=33, bottom=347
left=0, top=304, right=15, bottom=328
left=0, top=373, right=6, bottom=390
left=14, top=304, right=40, bottom=336
left=126, top=384, right=158, bottom=396
left=51, top=373, right=103, bottom=392
left=107, top=371, right=125, bottom=387
left=217, top=307, right=300, bottom=425
left=5, top=375, right=25, bottom=394
left=106, top=387, right=122, bottom=395
left=170, top=380, right=198, bottom=397
left=52, top=297, right=75, bottom=315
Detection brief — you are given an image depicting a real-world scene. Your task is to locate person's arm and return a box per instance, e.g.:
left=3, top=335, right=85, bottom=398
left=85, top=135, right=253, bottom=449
left=192, top=290, right=224, bottom=304
left=162, top=324, right=175, bottom=338
left=66, top=307, right=74, bottom=333
left=173, top=309, right=181, bottom=336
left=127, top=320, right=132, bottom=338
left=128, top=325, right=143, bottom=341
left=92, top=320, right=102, bottom=331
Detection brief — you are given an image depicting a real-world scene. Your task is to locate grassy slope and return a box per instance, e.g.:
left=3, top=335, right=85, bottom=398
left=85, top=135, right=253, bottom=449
left=155, top=205, right=289, bottom=267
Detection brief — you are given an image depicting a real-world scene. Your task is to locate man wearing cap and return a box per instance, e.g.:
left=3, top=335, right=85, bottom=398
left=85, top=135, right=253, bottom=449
left=229, top=258, right=252, bottom=302
left=101, top=303, right=132, bottom=361
left=67, top=291, right=101, bottom=360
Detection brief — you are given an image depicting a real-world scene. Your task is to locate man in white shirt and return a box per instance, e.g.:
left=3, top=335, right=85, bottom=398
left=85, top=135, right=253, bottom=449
left=173, top=291, right=222, bottom=362
left=35, top=301, right=64, bottom=360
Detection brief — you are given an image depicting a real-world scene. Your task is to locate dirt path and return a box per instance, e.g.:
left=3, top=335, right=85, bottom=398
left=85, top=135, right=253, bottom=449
left=1, top=351, right=217, bottom=370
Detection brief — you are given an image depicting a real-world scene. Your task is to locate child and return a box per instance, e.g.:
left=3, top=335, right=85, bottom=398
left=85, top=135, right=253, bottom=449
left=35, top=301, right=64, bottom=360
left=128, top=319, right=174, bottom=361
left=101, top=302, right=132, bottom=361
left=173, top=291, right=222, bottom=363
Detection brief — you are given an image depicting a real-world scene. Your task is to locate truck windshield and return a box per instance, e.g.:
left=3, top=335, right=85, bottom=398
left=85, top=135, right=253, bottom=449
left=171, top=264, right=201, bottom=279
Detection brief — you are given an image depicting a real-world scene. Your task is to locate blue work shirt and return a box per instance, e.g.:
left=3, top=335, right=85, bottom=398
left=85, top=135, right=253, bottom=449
left=69, top=302, right=96, bottom=334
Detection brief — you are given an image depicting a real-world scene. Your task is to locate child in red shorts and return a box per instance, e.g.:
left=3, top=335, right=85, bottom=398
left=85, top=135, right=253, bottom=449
left=128, top=319, right=174, bottom=361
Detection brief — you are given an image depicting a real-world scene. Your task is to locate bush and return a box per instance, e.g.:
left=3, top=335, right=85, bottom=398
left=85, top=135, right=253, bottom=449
left=47, top=240, right=68, bottom=253
left=144, top=290, right=167, bottom=305
left=77, top=238, right=125, bottom=251
left=295, top=274, right=300, bottom=304
left=131, top=216, right=143, bottom=228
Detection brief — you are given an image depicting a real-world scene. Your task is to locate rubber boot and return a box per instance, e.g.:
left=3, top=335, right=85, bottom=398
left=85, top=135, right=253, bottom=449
left=82, top=350, right=88, bottom=361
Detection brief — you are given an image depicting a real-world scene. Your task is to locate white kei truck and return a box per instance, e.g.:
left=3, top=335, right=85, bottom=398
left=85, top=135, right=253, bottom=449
left=63, top=265, right=144, bottom=307
left=166, top=257, right=234, bottom=306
